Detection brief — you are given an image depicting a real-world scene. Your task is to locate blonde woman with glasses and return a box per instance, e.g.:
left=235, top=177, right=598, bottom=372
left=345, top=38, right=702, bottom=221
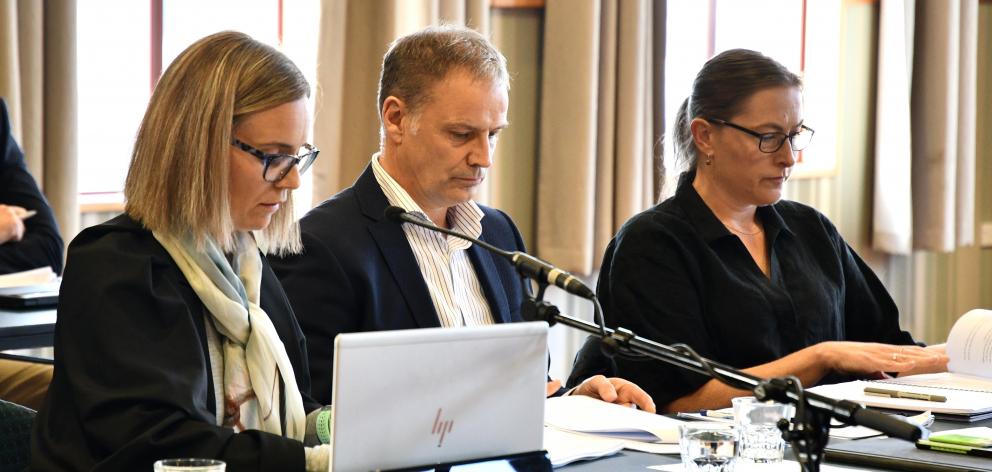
left=31, top=32, right=331, bottom=471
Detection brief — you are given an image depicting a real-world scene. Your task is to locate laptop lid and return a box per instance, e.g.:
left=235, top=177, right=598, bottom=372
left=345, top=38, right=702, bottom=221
left=331, top=322, right=548, bottom=472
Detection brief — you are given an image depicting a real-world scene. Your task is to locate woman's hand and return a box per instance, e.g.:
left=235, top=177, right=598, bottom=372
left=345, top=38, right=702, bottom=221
left=817, top=341, right=948, bottom=377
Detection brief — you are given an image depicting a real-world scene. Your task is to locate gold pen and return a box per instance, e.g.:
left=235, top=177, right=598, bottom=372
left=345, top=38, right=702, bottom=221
left=864, top=386, right=947, bottom=403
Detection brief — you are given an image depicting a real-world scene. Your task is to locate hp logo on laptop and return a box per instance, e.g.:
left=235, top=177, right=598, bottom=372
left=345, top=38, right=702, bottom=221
left=431, top=408, right=454, bottom=447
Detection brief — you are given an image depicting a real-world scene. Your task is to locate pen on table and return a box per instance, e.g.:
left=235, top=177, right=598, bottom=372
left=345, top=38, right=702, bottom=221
left=864, top=386, right=947, bottom=403
left=675, top=409, right=735, bottom=420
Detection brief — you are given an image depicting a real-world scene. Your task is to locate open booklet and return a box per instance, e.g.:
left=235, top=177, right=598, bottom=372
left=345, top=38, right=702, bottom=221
left=879, top=309, right=992, bottom=393
left=810, top=309, right=992, bottom=420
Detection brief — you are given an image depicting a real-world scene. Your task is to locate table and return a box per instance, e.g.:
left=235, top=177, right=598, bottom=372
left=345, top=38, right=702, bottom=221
left=0, top=307, right=55, bottom=350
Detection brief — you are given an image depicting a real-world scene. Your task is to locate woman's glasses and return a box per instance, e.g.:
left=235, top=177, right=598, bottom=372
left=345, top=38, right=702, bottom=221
left=706, top=118, right=814, bottom=154
left=231, top=138, right=319, bottom=182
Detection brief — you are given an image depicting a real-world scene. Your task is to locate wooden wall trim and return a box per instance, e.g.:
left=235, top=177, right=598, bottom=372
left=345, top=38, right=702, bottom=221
left=491, top=0, right=544, bottom=9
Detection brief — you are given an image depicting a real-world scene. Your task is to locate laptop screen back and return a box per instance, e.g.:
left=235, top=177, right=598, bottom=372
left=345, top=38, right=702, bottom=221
left=331, top=322, right=548, bottom=471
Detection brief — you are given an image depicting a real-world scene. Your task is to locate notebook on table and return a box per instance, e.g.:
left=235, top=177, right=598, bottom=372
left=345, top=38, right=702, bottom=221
left=330, top=322, right=550, bottom=472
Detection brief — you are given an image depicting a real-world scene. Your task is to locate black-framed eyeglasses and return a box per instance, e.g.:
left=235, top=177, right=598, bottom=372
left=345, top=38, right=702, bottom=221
left=706, top=118, right=815, bottom=153
left=231, top=138, right=319, bottom=183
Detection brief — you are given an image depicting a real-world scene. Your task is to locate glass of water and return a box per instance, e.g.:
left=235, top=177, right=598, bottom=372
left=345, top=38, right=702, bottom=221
left=153, top=459, right=226, bottom=471
left=731, top=396, right=794, bottom=464
left=679, top=423, right=739, bottom=472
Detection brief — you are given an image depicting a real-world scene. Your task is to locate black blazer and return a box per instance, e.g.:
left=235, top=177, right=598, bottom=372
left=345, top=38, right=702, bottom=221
left=31, top=215, right=320, bottom=472
left=0, top=98, right=63, bottom=274
left=269, top=164, right=530, bottom=404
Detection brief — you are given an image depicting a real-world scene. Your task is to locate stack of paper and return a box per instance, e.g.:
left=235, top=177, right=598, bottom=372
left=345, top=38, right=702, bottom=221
left=0, top=267, right=56, bottom=288
left=544, top=395, right=683, bottom=458
left=811, top=380, right=992, bottom=421
left=543, top=427, right=624, bottom=467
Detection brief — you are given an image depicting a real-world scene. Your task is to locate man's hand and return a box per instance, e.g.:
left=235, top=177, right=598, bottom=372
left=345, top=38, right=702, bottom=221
left=0, top=204, right=27, bottom=244
left=571, top=375, right=656, bottom=413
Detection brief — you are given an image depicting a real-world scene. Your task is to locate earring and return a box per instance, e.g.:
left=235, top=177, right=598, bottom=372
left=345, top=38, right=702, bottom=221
left=705, top=154, right=713, bottom=165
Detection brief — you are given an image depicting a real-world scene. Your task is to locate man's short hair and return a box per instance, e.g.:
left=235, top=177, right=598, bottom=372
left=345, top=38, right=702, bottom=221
left=377, top=24, right=509, bottom=118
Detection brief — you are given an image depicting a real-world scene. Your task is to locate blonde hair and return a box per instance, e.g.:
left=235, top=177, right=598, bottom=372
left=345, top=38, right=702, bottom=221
left=125, top=31, right=309, bottom=255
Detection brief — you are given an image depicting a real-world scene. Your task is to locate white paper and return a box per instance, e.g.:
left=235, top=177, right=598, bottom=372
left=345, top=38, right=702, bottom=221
left=809, top=380, right=992, bottom=415
left=543, top=427, right=624, bottom=467
left=879, top=372, right=992, bottom=394
left=545, top=395, right=685, bottom=443
left=827, top=424, right=883, bottom=439
left=946, top=309, right=992, bottom=378
left=649, top=459, right=866, bottom=472
left=619, top=441, right=681, bottom=455
left=0, top=267, right=56, bottom=288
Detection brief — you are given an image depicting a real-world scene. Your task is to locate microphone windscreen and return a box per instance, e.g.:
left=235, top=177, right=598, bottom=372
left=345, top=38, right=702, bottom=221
left=384, top=206, right=407, bottom=223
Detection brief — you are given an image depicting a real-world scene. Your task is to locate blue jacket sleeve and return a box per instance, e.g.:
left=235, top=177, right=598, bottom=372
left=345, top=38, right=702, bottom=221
left=0, top=99, right=64, bottom=274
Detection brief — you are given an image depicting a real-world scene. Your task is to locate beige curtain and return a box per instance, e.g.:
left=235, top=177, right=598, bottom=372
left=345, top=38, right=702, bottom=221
left=0, top=0, right=78, bottom=242
left=872, top=0, right=977, bottom=254
left=311, top=0, right=489, bottom=202
left=536, top=0, right=664, bottom=275
left=871, top=0, right=914, bottom=254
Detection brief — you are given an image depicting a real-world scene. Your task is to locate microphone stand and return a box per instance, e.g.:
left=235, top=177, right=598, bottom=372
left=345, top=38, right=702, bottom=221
left=522, top=278, right=925, bottom=472
left=381, top=206, right=924, bottom=472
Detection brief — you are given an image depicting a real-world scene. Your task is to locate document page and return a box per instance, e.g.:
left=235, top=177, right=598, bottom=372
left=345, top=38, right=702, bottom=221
left=0, top=267, right=56, bottom=288
left=881, top=372, right=992, bottom=394
left=946, top=309, right=992, bottom=379
left=545, top=395, right=685, bottom=443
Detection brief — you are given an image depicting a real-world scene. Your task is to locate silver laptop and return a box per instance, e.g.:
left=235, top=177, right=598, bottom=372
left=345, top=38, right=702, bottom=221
left=330, top=322, right=548, bottom=472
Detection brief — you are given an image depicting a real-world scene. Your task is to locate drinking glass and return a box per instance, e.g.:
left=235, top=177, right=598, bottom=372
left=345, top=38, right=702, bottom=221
left=731, top=396, right=793, bottom=464
left=153, top=458, right=226, bottom=471
left=679, top=423, right=739, bottom=472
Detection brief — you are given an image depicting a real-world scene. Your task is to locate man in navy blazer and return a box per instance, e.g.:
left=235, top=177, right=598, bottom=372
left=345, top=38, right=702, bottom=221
left=0, top=98, right=63, bottom=275
left=0, top=97, right=64, bottom=411
left=270, top=25, right=654, bottom=411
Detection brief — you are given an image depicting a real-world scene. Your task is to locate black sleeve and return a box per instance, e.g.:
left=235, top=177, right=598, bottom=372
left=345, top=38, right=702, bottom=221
left=840, top=242, right=917, bottom=346
left=269, top=226, right=359, bottom=405
left=596, top=216, right=713, bottom=408
left=31, top=231, right=305, bottom=472
left=0, top=100, right=64, bottom=274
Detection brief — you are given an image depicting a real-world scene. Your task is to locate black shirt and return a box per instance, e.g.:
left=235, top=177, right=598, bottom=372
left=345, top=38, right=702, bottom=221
left=596, top=171, right=916, bottom=408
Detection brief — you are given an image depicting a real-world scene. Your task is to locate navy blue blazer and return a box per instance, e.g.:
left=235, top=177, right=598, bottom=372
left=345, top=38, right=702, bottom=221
left=0, top=98, right=63, bottom=274
left=269, top=164, right=530, bottom=404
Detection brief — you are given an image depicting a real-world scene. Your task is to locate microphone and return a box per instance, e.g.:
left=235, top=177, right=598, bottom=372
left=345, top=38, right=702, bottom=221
left=384, top=206, right=595, bottom=299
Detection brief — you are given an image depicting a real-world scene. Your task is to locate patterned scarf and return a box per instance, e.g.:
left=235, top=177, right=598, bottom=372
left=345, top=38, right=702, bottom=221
left=153, top=230, right=305, bottom=439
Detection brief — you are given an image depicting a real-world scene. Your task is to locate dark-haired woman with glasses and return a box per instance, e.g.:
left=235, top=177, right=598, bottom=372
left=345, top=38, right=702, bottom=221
left=591, top=49, right=947, bottom=412
left=31, top=32, right=332, bottom=471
